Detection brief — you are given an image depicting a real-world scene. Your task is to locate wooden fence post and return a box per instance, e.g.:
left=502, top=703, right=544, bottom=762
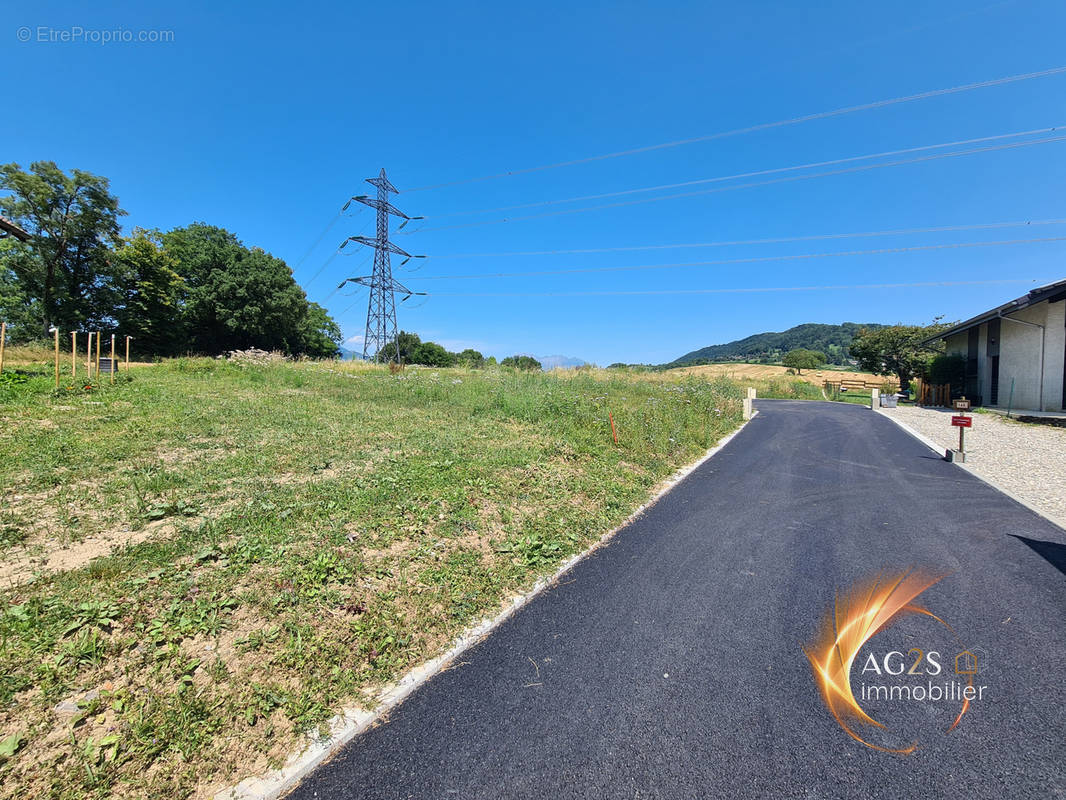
left=95, top=331, right=101, bottom=378
left=0, top=322, right=5, bottom=375
left=110, top=335, right=116, bottom=385
left=71, top=331, right=77, bottom=381
left=125, top=336, right=131, bottom=372
left=53, top=327, right=60, bottom=388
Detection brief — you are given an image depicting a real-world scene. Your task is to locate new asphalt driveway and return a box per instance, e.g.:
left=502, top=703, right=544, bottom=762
left=289, top=400, right=1065, bottom=799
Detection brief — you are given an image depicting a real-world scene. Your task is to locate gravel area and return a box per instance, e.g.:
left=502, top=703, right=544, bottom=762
left=880, top=405, right=1066, bottom=530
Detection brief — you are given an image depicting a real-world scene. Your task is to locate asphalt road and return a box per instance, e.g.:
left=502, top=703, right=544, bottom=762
left=289, top=400, right=1065, bottom=799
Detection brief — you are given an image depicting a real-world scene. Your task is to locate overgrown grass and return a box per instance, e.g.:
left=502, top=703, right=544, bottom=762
left=823, top=384, right=875, bottom=405
left=0, top=358, right=743, bottom=798
left=747, top=377, right=826, bottom=401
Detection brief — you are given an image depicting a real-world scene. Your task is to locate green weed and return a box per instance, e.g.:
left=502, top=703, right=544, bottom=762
left=0, top=359, right=744, bottom=797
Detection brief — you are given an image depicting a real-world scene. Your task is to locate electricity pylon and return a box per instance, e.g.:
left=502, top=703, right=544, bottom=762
left=337, top=168, right=425, bottom=362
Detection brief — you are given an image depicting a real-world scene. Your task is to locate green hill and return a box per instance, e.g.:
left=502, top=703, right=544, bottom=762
left=669, top=322, right=885, bottom=367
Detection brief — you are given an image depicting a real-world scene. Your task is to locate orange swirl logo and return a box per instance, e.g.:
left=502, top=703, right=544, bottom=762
left=805, top=570, right=977, bottom=754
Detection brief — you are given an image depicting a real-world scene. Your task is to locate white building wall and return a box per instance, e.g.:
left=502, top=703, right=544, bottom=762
left=1044, top=300, right=1065, bottom=411
left=998, top=304, right=1048, bottom=411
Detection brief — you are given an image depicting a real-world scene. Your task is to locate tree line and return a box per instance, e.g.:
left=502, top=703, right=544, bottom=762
left=0, top=161, right=342, bottom=357
left=379, top=331, right=542, bottom=370
left=776, top=325, right=954, bottom=387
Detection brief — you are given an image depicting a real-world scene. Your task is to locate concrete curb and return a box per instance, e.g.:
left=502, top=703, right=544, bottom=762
left=214, top=412, right=759, bottom=800
left=875, top=408, right=1066, bottom=533
left=874, top=407, right=946, bottom=455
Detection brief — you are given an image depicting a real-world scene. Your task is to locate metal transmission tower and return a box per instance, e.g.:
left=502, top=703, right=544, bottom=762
left=337, top=168, right=425, bottom=362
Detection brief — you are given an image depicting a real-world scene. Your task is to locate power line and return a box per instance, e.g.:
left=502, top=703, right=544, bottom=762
left=341, top=288, right=367, bottom=315
left=301, top=217, right=373, bottom=293
left=405, top=134, right=1066, bottom=234
left=404, top=65, right=1066, bottom=192
left=290, top=213, right=342, bottom=274
left=322, top=253, right=372, bottom=302
left=291, top=205, right=368, bottom=277
left=302, top=249, right=341, bottom=291
left=421, top=126, right=1061, bottom=219
left=425, top=278, right=1042, bottom=298
left=414, top=236, right=1066, bottom=280
left=429, top=218, right=1066, bottom=258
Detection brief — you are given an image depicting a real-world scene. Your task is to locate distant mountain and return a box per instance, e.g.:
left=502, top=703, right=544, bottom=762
left=538, top=355, right=589, bottom=370
left=669, top=322, right=886, bottom=367
left=337, top=346, right=358, bottom=360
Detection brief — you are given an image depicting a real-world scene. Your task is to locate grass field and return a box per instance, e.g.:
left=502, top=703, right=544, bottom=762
left=668, top=362, right=891, bottom=387
left=0, top=356, right=744, bottom=798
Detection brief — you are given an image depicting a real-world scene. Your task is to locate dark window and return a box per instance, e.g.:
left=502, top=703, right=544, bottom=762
left=986, top=318, right=1000, bottom=356
left=990, top=355, right=1000, bottom=406
left=966, top=327, right=980, bottom=403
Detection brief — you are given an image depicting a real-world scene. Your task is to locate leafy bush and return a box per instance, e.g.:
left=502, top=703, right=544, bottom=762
left=926, top=354, right=966, bottom=387
left=500, top=355, right=542, bottom=371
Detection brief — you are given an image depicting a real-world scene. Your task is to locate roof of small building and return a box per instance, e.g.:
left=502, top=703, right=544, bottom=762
left=923, top=277, right=1066, bottom=344
left=0, top=216, right=30, bottom=242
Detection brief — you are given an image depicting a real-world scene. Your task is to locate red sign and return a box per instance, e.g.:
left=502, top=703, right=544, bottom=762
left=951, top=415, right=972, bottom=428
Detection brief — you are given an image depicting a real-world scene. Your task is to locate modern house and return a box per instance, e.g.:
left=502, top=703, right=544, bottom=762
left=924, top=278, right=1066, bottom=412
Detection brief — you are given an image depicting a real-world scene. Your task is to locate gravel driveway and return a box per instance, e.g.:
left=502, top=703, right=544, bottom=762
left=879, top=405, right=1066, bottom=530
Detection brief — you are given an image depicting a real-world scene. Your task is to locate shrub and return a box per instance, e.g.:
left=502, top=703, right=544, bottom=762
left=926, top=354, right=966, bottom=388
left=500, top=355, right=542, bottom=371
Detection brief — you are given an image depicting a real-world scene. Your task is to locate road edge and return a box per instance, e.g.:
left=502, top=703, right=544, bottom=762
left=214, top=412, right=759, bottom=800
left=875, top=408, right=1066, bottom=532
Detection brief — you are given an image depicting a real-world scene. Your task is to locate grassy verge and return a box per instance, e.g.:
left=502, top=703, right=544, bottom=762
left=823, top=386, right=874, bottom=405
left=746, top=376, right=825, bottom=401
left=0, top=358, right=742, bottom=798
left=740, top=376, right=876, bottom=406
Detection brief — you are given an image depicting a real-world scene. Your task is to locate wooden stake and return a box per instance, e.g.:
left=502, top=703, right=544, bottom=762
left=85, top=332, right=93, bottom=379
left=0, top=322, right=5, bottom=375
left=95, top=331, right=101, bottom=379
left=71, top=331, right=77, bottom=380
left=125, top=336, right=131, bottom=373
left=53, top=327, right=60, bottom=388
left=110, top=335, right=116, bottom=384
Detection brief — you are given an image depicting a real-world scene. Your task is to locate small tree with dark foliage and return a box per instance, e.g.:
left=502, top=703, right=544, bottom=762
left=500, top=355, right=542, bottom=371
left=781, top=348, right=826, bottom=374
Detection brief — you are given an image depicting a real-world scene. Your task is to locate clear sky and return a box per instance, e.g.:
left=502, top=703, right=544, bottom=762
left=6, top=0, right=1066, bottom=364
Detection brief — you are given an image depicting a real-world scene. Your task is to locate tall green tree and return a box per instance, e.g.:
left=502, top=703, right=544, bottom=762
left=0, top=161, right=124, bottom=335
left=456, top=348, right=485, bottom=368
left=111, top=229, right=186, bottom=355
left=849, top=322, right=948, bottom=388
left=162, top=223, right=335, bottom=355
left=297, top=302, right=342, bottom=358
left=411, top=340, right=455, bottom=367
left=378, top=330, right=423, bottom=363
left=782, top=348, right=826, bottom=374
left=0, top=242, right=40, bottom=342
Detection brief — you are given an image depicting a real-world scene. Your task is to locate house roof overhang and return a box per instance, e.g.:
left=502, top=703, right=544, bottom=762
left=921, top=277, right=1066, bottom=345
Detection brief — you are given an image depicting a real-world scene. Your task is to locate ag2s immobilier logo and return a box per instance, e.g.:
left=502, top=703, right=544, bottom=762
left=806, top=569, right=989, bottom=754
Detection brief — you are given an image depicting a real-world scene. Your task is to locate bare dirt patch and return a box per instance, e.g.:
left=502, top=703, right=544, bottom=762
left=0, top=518, right=179, bottom=588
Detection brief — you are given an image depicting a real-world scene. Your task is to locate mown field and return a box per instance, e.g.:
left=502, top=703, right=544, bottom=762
left=669, top=361, right=895, bottom=388
left=0, top=355, right=745, bottom=798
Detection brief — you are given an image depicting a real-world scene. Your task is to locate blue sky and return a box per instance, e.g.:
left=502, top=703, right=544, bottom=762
left=5, top=0, right=1066, bottom=364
